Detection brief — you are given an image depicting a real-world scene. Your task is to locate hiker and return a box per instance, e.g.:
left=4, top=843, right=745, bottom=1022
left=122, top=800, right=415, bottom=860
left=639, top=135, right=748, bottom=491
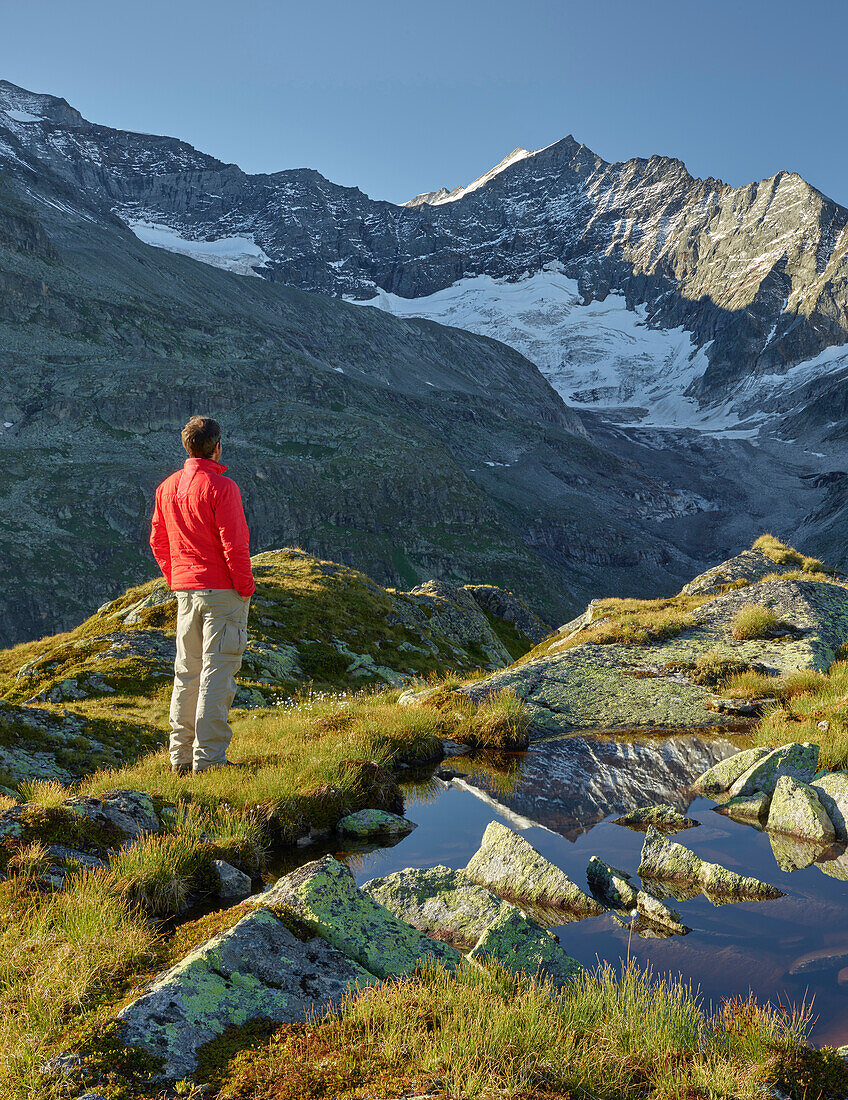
left=149, top=416, right=255, bottom=775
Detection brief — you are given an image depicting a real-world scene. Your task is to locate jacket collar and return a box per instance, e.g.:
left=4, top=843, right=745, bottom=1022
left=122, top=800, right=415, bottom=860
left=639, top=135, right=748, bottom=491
left=177, top=456, right=228, bottom=498
left=183, top=456, right=228, bottom=474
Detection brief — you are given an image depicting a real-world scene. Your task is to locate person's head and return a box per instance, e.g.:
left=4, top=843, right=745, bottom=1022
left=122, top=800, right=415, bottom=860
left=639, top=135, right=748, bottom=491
left=181, top=416, right=222, bottom=460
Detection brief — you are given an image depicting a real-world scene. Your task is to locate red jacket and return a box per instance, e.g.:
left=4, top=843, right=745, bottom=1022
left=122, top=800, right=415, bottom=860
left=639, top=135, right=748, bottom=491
left=150, top=458, right=255, bottom=596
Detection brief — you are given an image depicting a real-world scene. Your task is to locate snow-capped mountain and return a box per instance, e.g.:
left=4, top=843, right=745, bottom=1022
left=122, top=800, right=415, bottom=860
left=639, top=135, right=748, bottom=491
left=2, top=76, right=847, bottom=436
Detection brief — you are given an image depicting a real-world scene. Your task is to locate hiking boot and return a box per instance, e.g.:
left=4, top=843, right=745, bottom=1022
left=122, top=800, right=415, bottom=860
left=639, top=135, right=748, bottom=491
left=193, top=759, right=242, bottom=774
left=172, top=763, right=192, bottom=777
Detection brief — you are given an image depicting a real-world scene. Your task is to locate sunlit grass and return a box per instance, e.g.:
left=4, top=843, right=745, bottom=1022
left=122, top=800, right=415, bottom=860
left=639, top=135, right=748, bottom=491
left=731, top=604, right=779, bottom=641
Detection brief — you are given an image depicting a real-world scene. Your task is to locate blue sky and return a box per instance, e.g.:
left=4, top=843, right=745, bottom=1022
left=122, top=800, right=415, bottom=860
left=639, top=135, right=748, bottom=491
left=2, top=0, right=846, bottom=206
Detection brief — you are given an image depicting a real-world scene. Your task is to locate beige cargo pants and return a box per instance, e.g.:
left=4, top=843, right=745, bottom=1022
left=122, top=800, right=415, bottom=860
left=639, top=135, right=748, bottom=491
left=169, top=588, right=250, bottom=772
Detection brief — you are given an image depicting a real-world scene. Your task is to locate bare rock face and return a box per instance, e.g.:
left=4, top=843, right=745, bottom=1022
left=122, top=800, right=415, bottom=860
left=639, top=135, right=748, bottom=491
left=117, top=907, right=375, bottom=1080
left=464, top=821, right=603, bottom=913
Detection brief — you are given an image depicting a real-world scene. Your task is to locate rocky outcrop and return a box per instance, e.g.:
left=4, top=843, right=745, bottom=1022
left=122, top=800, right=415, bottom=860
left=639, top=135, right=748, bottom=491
left=462, top=579, right=848, bottom=735
left=117, top=907, right=375, bottom=1079
left=467, top=907, right=583, bottom=986
left=64, top=790, right=160, bottom=839
left=692, top=747, right=772, bottom=794
left=811, top=772, right=848, bottom=841
left=682, top=550, right=780, bottom=596
left=766, top=775, right=835, bottom=843
left=638, top=826, right=783, bottom=900
left=362, top=865, right=511, bottom=949
left=464, top=821, right=603, bottom=913
left=261, top=856, right=460, bottom=979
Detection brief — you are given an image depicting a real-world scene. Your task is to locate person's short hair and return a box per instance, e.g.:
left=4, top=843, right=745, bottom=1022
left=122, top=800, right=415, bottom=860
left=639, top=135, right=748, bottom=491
left=181, top=416, right=222, bottom=458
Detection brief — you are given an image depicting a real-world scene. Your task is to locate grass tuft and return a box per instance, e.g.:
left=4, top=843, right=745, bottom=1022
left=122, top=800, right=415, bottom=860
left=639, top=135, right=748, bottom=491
left=731, top=604, right=780, bottom=641
left=17, top=779, right=70, bottom=809
left=753, top=534, right=831, bottom=574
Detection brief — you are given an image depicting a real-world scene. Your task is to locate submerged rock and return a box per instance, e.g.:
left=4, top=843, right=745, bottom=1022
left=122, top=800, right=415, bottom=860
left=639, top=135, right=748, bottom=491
left=362, top=865, right=510, bottom=949
left=586, top=857, right=637, bottom=910
left=691, top=746, right=771, bottom=795
left=812, top=771, right=848, bottom=841
left=638, top=826, right=783, bottom=899
left=467, top=907, right=583, bottom=986
left=464, top=821, right=602, bottom=913
left=766, top=774, right=835, bottom=843
left=118, top=907, right=374, bottom=1079
left=336, top=808, right=416, bottom=841
left=728, top=742, right=819, bottom=798
left=714, top=791, right=770, bottom=823
left=613, top=804, right=699, bottom=834
left=261, top=855, right=460, bottom=979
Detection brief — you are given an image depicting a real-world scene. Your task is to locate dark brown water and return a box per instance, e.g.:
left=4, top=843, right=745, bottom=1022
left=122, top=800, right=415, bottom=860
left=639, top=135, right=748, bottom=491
left=341, top=733, right=848, bottom=1047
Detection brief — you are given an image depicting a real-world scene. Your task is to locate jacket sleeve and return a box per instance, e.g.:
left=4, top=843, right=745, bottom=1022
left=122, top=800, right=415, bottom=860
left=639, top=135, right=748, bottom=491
left=149, top=485, right=173, bottom=586
left=214, top=480, right=255, bottom=597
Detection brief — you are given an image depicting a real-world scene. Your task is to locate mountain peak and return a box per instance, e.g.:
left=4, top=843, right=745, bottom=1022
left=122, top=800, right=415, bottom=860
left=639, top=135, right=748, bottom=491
left=404, top=144, right=537, bottom=207
left=0, top=79, right=85, bottom=128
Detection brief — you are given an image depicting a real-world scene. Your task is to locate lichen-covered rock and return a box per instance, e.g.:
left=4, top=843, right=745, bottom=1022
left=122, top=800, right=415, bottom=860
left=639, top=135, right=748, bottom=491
left=682, top=549, right=779, bottom=596
left=464, top=821, right=602, bottom=913
left=638, top=826, right=783, bottom=899
left=64, top=789, right=159, bottom=838
left=768, top=832, right=827, bottom=873
left=713, top=791, right=770, bottom=822
left=212, top=860, right=252, bottom=900
left=0, top=803, right=24, bottom=839
left=729, top=742, right=819, bottom=798
left=118, top=907, right=374, bottom=1079
left=260, top=855, right=460, bottom=978
left=467, top=907, right=583, bottom=986
left=691, top=747, right=771, bottom=795
left=766, top=774, right=835, bottom=843
left=635, top=890, right=689, bottom=934
left=362, top=865, right=510, bottom=948
left=337, top=809, right=416, bottom=841
left=586, top=857, right=637, bottom=910
left=613, top=804, right=699, bottom=834
left=811, top=771, right=848, bottom=841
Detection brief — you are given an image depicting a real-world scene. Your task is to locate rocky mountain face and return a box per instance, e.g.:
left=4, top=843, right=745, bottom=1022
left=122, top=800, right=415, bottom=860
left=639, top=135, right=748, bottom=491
left=4, top=78, right=846, bottom=425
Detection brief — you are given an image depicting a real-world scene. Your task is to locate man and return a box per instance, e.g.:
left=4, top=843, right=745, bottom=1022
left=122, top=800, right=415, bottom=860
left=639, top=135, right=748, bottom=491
left=150, top=416, right=255, bottom=775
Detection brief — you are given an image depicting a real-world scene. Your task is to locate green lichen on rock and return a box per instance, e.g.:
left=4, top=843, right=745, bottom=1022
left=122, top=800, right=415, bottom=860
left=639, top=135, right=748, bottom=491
left=638, top=826, right=783, bottom=900
left=260, top=855, right=460, bottom=979
left=467, top=907, right=583, bottom=986
left=811, top=771, right=848, bottom=841
left=362, top=864, right=511, bottom=949
left=635, top=890, right=689, bottom=934
left=336, top=809, right=416, bottom=841
left=464, top=821, right=603, bottom=913
left=586, top=857, right=637, bottom=910
left=768, top=831, right=827, bottom=873
left=117, top=906, right=375, bottom=1079
left=729, top=742, right=819, bottom=798
left=692, top=747, right=772, bottom=795
left=613, top=804, right=699, bottom=834
left=766, top=774, right=835, bottom=843
left=714, top=791, right=771, bottom=823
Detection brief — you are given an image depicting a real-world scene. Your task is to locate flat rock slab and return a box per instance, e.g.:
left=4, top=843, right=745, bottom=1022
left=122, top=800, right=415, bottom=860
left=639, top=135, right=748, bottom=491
left=729, top=743, right=819, bottom=798
left=464, top=820, right=603, bottom=913
left=586, top=857, right=637, bottom=910
left=337, top=809, right=416, bottom=841
left=262, top=855, right=460, bottom=979
left=613, top=804, right=699, bottom=834
left=467, top=907, right=583, bottom=986
left=118, top=907, right=375, bottom=1079
left=767, top=774, right=835, bottom=843
left=692, top=747, right=772, bottom=795
left=638, top=826, right=783, bottom=900
left=362, top=865, right=510, bottom=949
